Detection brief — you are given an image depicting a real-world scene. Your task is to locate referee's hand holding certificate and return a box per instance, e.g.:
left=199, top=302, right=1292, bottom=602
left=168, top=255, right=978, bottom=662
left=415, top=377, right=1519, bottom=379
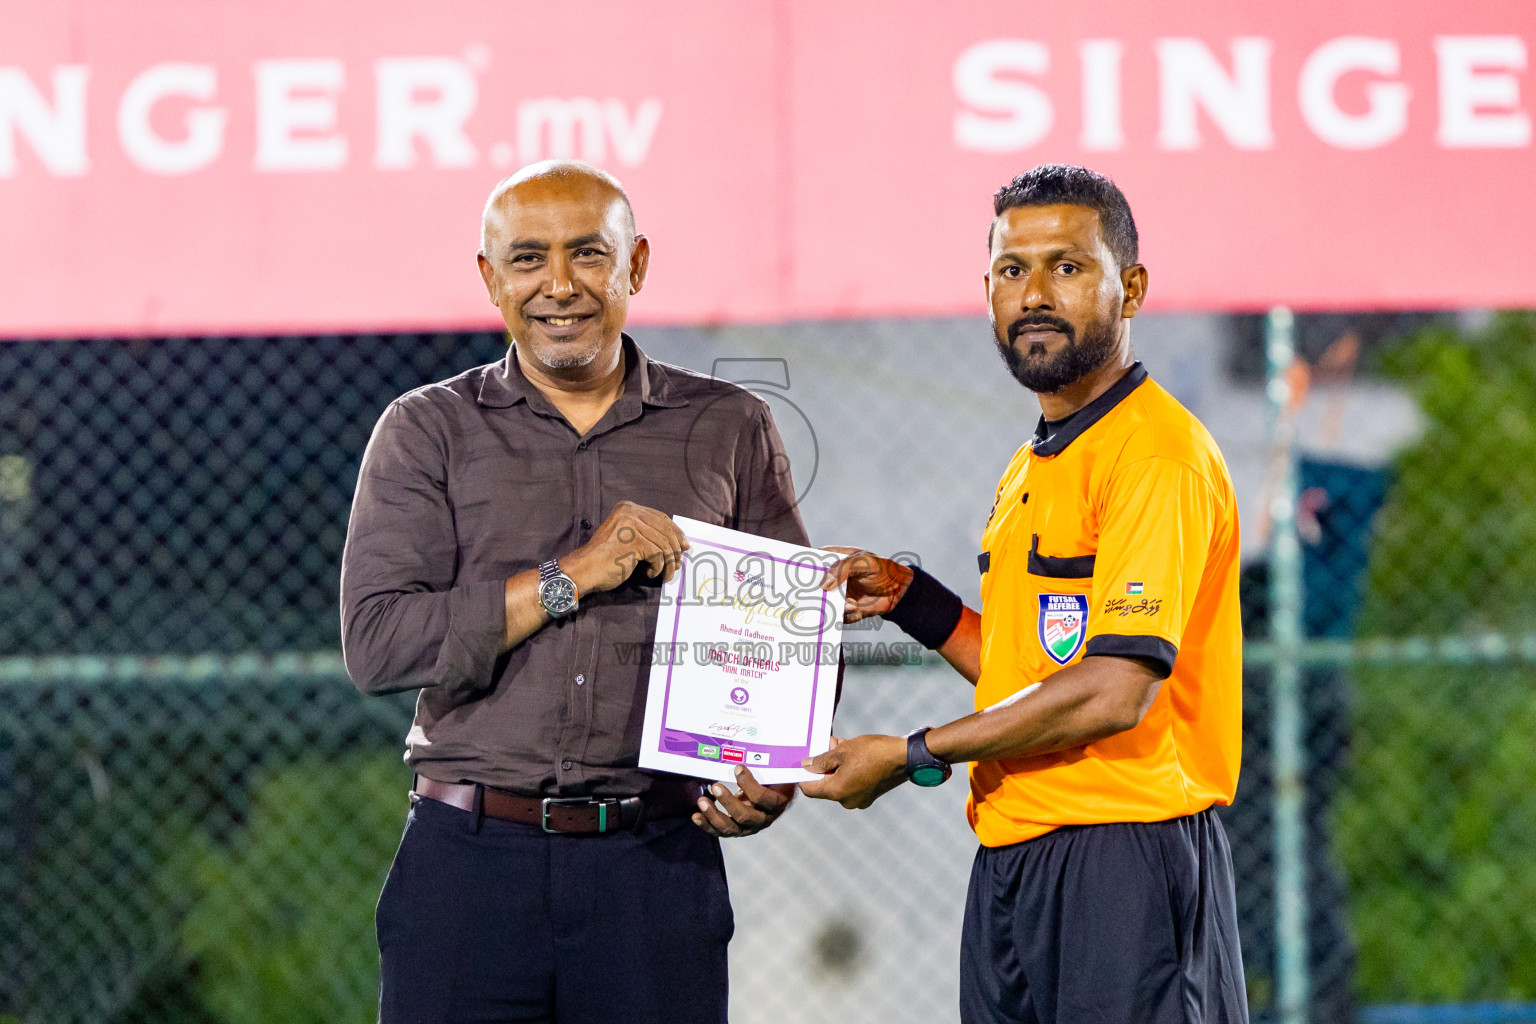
left=800, top=546, right=978, bottom=809
left=817, top=545, right=915, bottom=623
left=799, top=735, right=908, bottom=809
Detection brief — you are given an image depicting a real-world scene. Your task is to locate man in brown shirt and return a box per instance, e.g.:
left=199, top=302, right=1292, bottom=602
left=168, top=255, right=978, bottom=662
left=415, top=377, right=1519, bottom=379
left=341, top=161, right=804, bottom=1024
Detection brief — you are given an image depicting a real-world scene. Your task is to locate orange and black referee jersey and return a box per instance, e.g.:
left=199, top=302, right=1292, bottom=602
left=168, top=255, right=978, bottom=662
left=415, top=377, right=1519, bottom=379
left=969, top=361, right=1242, bottom=848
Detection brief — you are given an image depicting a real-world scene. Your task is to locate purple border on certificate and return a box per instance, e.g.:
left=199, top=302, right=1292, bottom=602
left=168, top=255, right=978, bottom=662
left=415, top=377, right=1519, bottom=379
left=656, top=537, right=833, bottom=767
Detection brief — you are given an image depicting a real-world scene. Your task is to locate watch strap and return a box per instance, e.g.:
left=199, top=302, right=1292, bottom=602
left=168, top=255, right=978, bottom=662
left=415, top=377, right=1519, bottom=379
left=906, top=726, right=951, bottom=784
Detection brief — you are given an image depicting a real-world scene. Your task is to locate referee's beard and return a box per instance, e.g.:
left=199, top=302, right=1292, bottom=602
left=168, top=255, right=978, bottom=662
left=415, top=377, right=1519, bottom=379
left=994, top=311, right=1119, bottom=395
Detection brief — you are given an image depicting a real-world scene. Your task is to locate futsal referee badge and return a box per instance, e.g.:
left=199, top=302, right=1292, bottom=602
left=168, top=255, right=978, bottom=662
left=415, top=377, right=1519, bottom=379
left=1038, top=594, right=1088, bottom=665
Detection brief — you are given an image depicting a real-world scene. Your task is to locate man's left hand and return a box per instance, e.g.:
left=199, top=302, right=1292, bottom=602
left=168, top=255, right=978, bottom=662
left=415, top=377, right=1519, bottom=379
left=692, top=766, right=794, bottom=838
left=798, top=735, right=908, bottom=809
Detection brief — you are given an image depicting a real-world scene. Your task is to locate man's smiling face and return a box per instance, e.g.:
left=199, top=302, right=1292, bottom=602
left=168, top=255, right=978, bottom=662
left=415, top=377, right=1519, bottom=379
left=477, top=170, right=648, bottom=374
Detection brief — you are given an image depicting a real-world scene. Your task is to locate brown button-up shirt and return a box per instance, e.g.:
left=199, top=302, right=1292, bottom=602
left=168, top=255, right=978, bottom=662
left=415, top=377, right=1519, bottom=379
left=340, top=336, right=809, bottom=797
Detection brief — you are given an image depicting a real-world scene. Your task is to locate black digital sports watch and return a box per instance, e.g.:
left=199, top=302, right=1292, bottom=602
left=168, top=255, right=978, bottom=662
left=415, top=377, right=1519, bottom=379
left=905, top=726, right=952, bottom=788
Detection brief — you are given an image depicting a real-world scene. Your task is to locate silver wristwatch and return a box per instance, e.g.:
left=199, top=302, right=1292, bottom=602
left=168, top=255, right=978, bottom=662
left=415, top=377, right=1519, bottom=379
left=538, top=559, right=579, bottom=617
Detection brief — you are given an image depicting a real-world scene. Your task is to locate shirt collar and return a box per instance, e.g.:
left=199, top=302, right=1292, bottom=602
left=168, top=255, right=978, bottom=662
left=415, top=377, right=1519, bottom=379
left=477, top=333, right=689, bottom=411
left=1030, top=361, right=1149, bottom=457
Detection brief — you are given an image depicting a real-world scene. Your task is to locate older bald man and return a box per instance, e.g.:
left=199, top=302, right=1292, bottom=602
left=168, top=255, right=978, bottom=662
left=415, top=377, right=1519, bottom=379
left=341, top=161, right=804, bottom=1024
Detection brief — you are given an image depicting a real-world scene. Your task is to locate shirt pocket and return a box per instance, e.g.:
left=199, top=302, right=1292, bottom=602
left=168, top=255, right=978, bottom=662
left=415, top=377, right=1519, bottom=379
left=1027, top=533, right=1096, bottom=580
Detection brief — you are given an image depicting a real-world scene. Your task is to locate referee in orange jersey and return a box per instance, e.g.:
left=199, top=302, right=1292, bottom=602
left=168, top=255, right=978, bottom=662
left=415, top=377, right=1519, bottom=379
left=802, top=165, right=1248, bottom=1024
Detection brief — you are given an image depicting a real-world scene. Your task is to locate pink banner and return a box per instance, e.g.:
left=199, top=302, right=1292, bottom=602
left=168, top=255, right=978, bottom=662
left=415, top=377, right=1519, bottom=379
left=1, top=1, right=1532, bottom=337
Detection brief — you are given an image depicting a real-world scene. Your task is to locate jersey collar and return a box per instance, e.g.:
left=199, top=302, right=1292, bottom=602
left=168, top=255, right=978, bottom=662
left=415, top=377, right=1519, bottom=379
left=1030, top=361, right=1149, bottom=457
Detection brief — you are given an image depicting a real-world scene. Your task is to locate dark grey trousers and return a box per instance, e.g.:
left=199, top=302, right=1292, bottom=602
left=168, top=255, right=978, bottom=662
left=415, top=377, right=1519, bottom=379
left=960, top=808, right=1249, bottom=1024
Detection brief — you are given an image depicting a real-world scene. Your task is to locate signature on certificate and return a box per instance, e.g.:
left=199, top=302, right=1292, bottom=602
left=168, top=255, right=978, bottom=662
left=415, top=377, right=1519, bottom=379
left=706, top=721, right=759, bottom=739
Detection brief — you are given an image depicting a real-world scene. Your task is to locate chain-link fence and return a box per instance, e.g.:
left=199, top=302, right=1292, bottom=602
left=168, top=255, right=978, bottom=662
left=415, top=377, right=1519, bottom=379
left=2, top=312, right=1534, bottom=1024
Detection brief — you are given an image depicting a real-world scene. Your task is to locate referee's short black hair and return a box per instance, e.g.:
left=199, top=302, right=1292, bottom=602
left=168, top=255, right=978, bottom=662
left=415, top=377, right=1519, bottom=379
left=990, top=164, right=1139, bottom=270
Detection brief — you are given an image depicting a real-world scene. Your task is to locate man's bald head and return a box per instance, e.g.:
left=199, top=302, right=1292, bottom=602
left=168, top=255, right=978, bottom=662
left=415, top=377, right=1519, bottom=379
left=475, top=159, right=651, bottom=379
left=479, top=160, right=636, bottom=256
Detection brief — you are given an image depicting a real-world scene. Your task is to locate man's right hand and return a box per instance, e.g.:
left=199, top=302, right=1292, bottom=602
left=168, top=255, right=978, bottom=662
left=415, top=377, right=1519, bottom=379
left=820, top=545, right=916, bottom=624
left=561, top=501, right=690, bottom=596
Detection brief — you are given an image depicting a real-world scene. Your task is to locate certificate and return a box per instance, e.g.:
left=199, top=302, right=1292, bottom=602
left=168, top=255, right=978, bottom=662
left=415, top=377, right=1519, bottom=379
left=639, top=516, right=844, bottom=785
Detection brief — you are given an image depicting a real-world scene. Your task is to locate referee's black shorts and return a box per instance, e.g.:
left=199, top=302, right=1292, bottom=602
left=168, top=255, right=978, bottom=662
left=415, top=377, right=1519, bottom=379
left=960, top=807, right=1248, bottom=1024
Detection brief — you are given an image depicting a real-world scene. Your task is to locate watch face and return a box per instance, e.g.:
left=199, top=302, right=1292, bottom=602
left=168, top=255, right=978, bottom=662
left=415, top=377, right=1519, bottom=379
left=911, top=764, right=950, bottom=788
left=541, top=576, right=578, bottom=615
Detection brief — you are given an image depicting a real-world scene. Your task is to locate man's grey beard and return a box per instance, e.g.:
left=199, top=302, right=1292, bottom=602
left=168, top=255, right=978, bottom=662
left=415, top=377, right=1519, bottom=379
left=523, top=334, right=604, bottom=370
left=993, top=312, right=1119, bottom=394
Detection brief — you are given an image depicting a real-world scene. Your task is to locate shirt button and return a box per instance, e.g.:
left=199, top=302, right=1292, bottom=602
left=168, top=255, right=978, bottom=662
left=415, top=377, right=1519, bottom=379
left=577, top=441, right=588, bottom=451
left=575, top=674, right=586, bottom=685
left=562, top=760, right=574, bottom=770
left=581, top=518, right=592, bottom=530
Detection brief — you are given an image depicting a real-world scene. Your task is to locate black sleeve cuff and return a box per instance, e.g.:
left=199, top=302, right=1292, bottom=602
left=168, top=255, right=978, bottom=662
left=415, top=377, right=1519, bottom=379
left=882, top=566, right=964, bottom=650
left=1083, top=634, right=1178, bottom=679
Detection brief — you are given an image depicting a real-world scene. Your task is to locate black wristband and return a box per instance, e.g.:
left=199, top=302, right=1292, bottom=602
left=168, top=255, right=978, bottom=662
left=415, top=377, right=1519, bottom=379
left=882, top=566, right=964, bottom=649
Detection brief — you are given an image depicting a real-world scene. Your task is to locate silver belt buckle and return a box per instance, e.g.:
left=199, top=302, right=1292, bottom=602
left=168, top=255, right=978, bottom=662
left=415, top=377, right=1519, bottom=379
left=541, top=796, right=600, bottom=834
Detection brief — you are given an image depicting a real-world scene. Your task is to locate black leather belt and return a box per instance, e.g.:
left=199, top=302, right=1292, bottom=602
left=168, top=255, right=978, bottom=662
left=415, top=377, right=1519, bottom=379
left=412, top=776, right=703, bottom=835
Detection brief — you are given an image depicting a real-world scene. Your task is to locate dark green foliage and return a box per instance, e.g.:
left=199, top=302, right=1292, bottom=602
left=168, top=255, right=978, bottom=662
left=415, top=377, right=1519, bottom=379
left=1360, top=313, right=1536, bottom=636
left=1340, top=313, right=1536, bottom=1000
left=1, top=682, right=411, bottom=1024
left=166, top=753, right=408, bottom=1024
